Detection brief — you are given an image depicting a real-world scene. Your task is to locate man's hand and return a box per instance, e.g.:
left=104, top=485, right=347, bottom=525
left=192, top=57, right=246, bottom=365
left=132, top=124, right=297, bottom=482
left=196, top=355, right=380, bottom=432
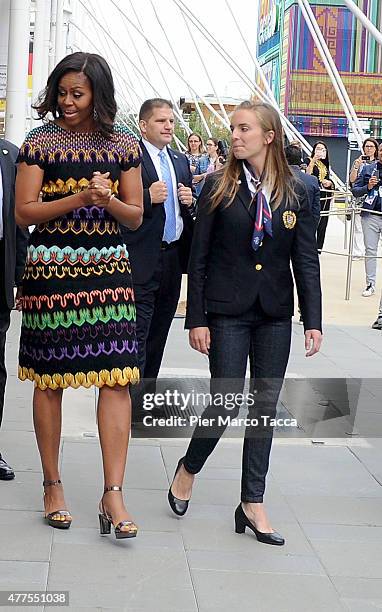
left=178, top=183, right=193, bottom=207
left=189, top=327, right=210, bottom=355
left=15, top=286, right=23, bottom=311
left=149, top=181, right=168, bottom=204
left=305, top=329, right=322, bottom=357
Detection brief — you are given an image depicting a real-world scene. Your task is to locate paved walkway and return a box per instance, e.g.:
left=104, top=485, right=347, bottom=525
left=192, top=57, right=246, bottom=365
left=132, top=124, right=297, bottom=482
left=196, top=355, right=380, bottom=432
left=1, top=217, right=382, bottom=611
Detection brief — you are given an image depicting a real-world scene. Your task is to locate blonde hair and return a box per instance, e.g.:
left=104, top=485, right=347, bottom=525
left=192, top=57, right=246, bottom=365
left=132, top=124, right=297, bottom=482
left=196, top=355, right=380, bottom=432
left=210, top=101, right=297, bottom=211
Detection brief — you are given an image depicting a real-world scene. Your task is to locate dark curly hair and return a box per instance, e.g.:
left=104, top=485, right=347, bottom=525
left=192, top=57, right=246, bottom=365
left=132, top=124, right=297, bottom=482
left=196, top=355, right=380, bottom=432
left=33, top=52, right=117, bottom=139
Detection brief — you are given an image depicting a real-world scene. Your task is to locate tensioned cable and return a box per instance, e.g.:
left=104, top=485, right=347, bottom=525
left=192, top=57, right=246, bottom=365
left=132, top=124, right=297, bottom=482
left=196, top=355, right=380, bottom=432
left=172, top=0, right=310, bottom=144
left=124, top=0, right=192, bottom=137
left=147, top=0, right=211, bottom=138
left=76, top=0, right=188, bottom=150
left=176, top=4, right=230, bottom=126
left=71, top=24, right=141, bottom=134
left=173, top=0, right=345, bottom=190
left=86, top=0, right=142, bottom=126
left=223, top=0, right=294, bottom=142
left=103, top=0, right=231, bottom=128
left=85, top=7, right=141, bottom=117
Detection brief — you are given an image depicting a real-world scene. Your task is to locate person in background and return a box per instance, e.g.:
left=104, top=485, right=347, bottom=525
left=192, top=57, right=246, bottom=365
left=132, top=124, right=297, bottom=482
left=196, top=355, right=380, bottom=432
left=15, top=52, right=143, bottom=538
left=284, top=144, right=320, bottom=229
left=349, top=138, right=379, bottom=261
left=168, top=101, right=322, bottom=546
left=352, top=142, right=382, bottom=329
left=205, top=138, right=225, bottom=174
left=305, top=141, right=335, bottom=252
left=185, top=133, right=209, bottom=197
left=0, top=139, right=29, bottom=480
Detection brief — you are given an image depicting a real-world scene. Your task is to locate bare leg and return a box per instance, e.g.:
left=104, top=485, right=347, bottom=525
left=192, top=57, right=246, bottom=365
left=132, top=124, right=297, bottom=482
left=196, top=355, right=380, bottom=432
left=33, top=387, right=70, bottom=520
left=97, top=384, right=135, bottom=529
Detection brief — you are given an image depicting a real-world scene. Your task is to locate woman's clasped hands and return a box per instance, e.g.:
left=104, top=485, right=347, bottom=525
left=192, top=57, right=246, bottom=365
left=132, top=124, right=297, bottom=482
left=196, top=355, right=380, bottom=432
left=86, top=171, right=113, bottom=206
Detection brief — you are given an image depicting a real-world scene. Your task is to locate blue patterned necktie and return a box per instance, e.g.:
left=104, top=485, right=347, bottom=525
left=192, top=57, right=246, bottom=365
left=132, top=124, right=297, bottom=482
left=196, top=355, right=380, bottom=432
left=159, top=149, right=177, bottom=242
left=251, top=188, right=273, bottom=250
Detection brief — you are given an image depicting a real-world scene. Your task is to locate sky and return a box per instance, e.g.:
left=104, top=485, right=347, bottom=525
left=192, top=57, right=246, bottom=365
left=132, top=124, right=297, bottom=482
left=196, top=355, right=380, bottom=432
left=73, top=0, right=259, bottom=114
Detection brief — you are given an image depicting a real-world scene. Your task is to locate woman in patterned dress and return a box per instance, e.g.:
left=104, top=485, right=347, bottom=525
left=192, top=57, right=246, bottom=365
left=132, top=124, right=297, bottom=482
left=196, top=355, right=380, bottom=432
left=15, top=53, right=143, bottom=538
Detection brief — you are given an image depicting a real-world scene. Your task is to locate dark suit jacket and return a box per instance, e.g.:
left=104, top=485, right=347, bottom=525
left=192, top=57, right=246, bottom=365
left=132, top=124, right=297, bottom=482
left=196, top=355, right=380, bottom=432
left=351, top=160, right=381, bottom=215
left=290, top=166, right=320, bottom=228
left=121, top=140, right=194, bottom=285
left=0, top=139, right=29, bottom=310
left=185, top=169, right=322, bottom=332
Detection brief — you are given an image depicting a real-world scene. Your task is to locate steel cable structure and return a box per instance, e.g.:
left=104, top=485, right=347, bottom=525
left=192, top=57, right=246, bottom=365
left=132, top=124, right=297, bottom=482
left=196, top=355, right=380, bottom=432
left=3, top=0, right=381, bottom=299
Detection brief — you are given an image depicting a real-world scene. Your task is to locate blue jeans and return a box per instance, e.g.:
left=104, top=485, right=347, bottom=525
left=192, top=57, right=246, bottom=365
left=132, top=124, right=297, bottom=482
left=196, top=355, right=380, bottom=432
left=183, top=306, right=292, bottom=502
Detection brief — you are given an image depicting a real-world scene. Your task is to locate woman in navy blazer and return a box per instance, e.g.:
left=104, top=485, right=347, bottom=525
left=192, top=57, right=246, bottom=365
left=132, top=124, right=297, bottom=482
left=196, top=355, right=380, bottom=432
left=167, top=101, right=322, bottom=546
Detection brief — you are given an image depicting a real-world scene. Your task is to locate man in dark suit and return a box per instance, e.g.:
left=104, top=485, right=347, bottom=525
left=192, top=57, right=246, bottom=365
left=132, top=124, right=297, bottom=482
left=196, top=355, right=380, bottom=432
left=285, top=145, right=320, bottom=228
left=121, top=99, right=194, bottom=417
left=0, top=139, right=29, bottom=479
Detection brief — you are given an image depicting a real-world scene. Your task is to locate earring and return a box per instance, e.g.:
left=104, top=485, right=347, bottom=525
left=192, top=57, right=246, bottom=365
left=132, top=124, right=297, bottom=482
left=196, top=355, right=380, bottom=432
left=93, top=108, right=98, bottom=120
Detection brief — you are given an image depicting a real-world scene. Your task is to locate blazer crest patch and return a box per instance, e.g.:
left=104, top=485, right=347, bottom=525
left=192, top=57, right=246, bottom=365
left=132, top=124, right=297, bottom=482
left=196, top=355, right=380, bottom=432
left=282, top=210, right=296, bottom=230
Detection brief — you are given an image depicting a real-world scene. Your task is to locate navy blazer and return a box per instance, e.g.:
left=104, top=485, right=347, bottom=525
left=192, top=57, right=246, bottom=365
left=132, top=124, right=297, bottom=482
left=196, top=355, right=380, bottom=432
left=290, top=166, right=320, bottom=228
left=351, top=160, right=381, bottom=215
left=121, top=140, right=194, bottom=285
left=0, top=140, right=29, bottom=309
left=185, top=169, right=322, bottom=332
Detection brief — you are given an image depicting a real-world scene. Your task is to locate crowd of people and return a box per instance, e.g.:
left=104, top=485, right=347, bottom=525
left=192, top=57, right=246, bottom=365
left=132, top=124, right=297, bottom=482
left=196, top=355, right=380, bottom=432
left=0, top=50, right=377, bottom=546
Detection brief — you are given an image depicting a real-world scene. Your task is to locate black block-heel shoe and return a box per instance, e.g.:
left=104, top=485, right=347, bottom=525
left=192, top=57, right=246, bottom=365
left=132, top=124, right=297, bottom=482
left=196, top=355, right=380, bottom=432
left=234, top=503, right=285, bottom=546
left=43, top=479, right=72, bottom=529
left=98, top=486, right=138, bottom=539
left=168, top=457, right=190, bottom=517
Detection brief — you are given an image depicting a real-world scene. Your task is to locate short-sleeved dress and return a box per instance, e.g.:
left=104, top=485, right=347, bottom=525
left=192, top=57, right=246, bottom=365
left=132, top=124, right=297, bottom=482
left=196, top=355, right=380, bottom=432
left=17, top=122, right=141, bottom=390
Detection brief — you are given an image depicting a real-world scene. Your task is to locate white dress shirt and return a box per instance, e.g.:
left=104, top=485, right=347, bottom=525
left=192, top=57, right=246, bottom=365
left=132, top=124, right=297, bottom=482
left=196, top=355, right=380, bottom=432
left=142, top=138, right=183, bottom=241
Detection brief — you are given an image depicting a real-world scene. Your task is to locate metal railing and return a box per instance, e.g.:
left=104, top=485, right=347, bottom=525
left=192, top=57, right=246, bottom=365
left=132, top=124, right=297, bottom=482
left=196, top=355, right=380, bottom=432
left=317, top=188, right=382, bottom=300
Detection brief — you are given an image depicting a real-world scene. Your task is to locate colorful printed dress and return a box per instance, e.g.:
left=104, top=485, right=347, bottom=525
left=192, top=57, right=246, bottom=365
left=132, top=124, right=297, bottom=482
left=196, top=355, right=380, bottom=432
left=17, top=122, right=141, bottom=390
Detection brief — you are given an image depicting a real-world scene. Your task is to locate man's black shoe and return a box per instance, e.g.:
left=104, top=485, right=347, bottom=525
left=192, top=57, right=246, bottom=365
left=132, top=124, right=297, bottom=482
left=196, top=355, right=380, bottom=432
left=371, top=317, right=382, bottom=330
left=0, top=454, right=15, bottom=480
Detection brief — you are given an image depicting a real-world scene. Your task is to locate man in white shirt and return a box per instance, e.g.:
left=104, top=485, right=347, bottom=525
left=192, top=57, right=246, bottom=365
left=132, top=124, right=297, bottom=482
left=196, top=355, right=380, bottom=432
left=120, top=99, right=194, bottom=421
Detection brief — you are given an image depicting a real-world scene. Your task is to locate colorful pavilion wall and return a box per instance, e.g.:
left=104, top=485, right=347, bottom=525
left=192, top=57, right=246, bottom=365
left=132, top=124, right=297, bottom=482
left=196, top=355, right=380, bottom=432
left=258, top=0, right=382, bottom=138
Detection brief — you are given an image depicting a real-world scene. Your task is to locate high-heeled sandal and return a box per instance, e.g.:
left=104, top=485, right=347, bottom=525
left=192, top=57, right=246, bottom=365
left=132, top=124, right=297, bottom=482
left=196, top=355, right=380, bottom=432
left=234, top=503, right=284, bottom=546
left=43, top=479, right=72, bottom=529
left=98, top=486, right=138, bottom=539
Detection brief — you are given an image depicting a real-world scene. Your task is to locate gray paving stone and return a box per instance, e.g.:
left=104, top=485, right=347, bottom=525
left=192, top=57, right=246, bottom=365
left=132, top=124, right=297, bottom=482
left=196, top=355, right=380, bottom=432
left=286, top=495, right=382, bottom=526
left=332, top=576, right=382, bottom=600
left=182, top=514, right=313, bottom=555
left=187, top=548, right=325, bottom=575
left=0, top=472, right=42, bottom=511
left=350, top=445, right=382, bottom=483
left=341, top=599, right=382, bottom=611
left=0, top=560, right=48, bottom=590
left=308, top=539, right=382, bottom=578
left=0, top=430, right=41, bottom=472
left=191, top=571, right=344, bottom=611
left=47, top=538, right=197, bottom=610
left=303, top=523, right=382, bottom=543
left=270, top=445, right=382, bottom=497
left=0, top=510, right=52, bottom=561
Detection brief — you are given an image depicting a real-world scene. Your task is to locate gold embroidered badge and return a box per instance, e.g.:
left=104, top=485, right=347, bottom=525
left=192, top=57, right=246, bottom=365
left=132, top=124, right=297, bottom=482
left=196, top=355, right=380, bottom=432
left=282, top=211, right=296, bottom=230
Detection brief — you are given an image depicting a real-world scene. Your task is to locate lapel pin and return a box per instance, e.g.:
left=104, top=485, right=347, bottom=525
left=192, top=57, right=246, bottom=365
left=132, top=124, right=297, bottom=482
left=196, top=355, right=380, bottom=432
left=2, top=149, right=9, bottom=155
